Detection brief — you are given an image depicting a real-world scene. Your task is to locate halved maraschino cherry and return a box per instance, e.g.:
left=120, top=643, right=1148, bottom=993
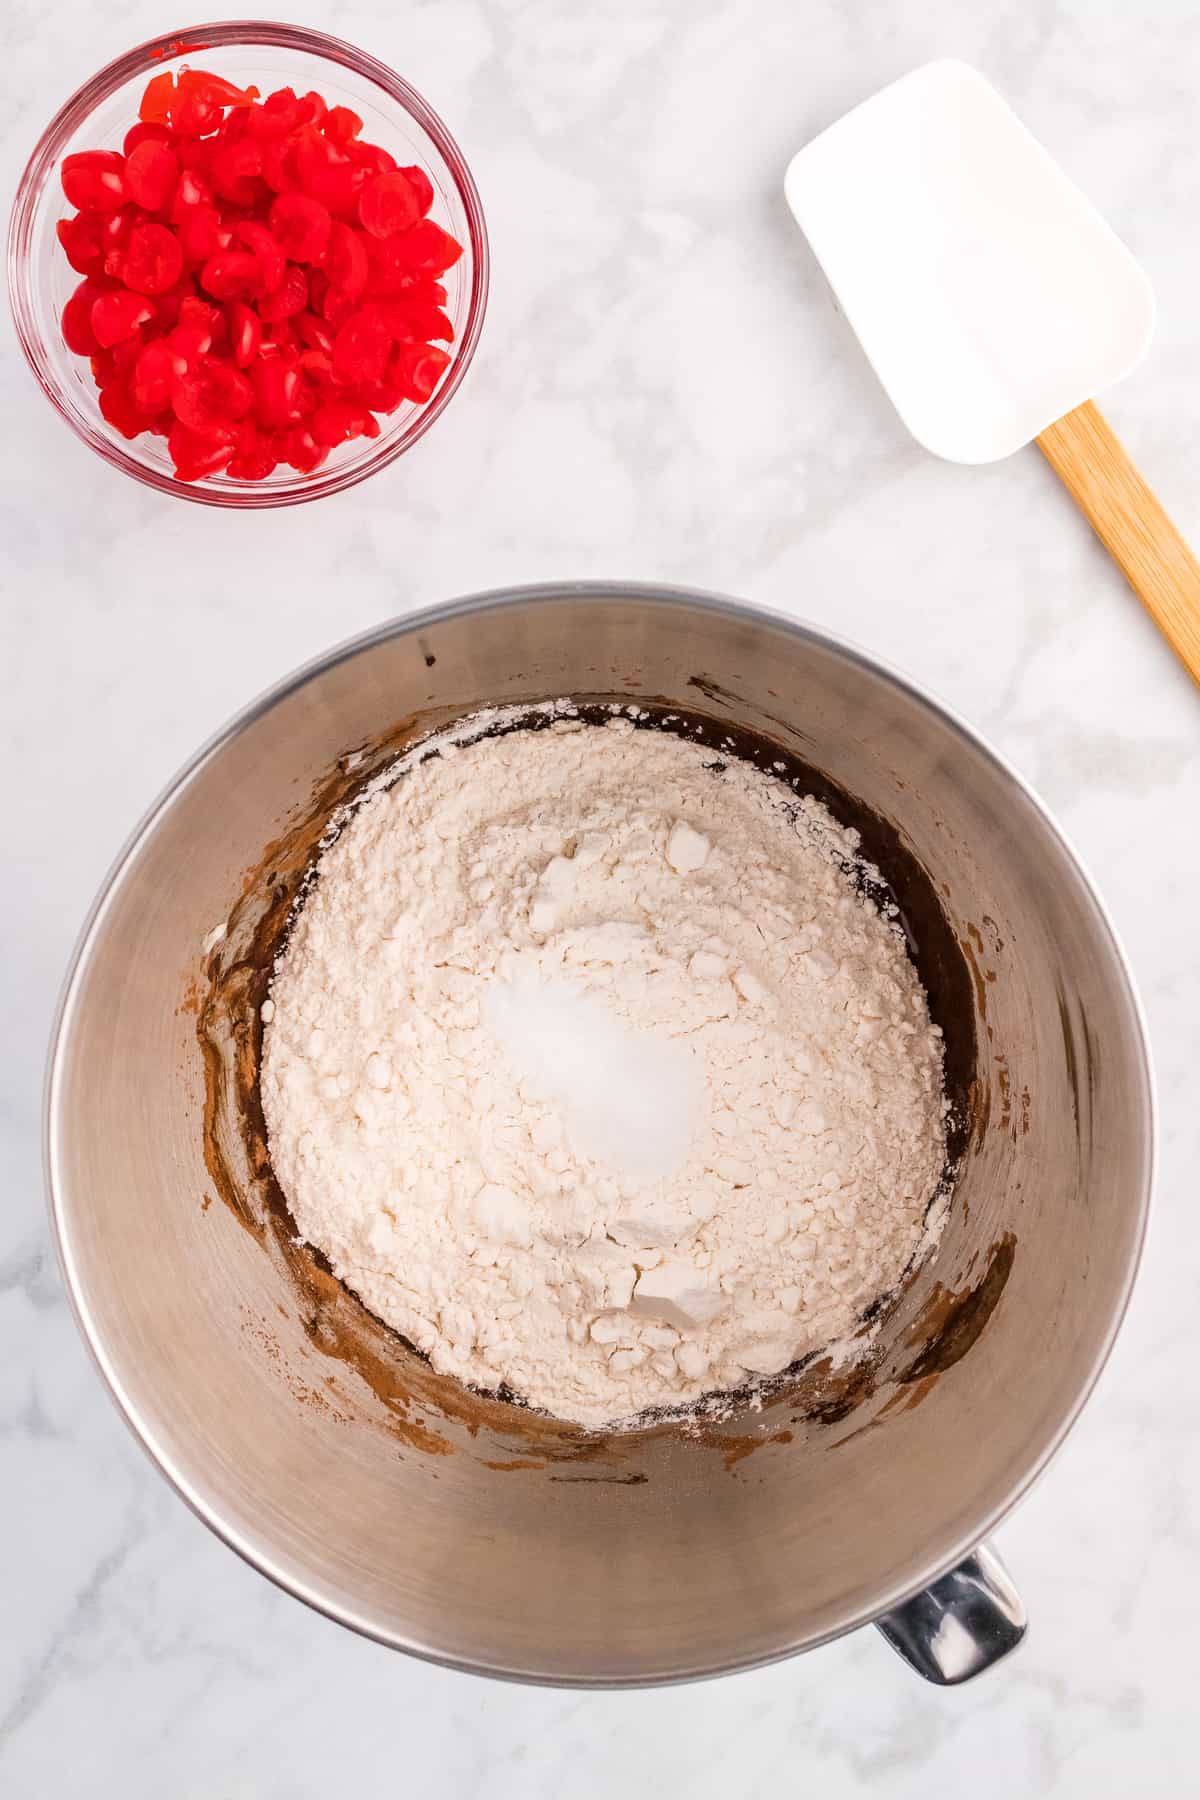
left=333, top=306, right=391, bottom=383
left=226, top=300, right=262, bottom=367
left=61, top=279, right=106, bottom=354
left=323, top=220, right=369, bottom=298
left=124, top=138, right=179, bottom=211
left=312, top=399, right=382, bottom=447
left=210, top=138, right=264, bottom=206
left=91, top=289, right=156, bottom=347
left=227, top=424, right=280, bottom=481
left=396, top=342, right=451, bottom=402
left=99, top=378, right=149, bottom=439
left=269, top=192, right=331, bottom=263
left=358, top=170, right=421, bottom=238
left=168, top=420, right=237, bottom=480
left=132, top=339, right=183, bottom=411
left=251, top=359, right=304, bottom=428
left=235, top=221, right=286, bottom=294
left=258, top=264, right=308, bottom=322
left=61, top=150, right=127, bottom=212
left=56, top=213, right=105, bottom=275
left=199, top=250, right=261, bottom=300
left=121, top=224, right=184, bottom=295
left=54, top=64, right=464, bottom=483
left=398, top=165, right=434, bottom=215
left=172, top=361, right=254, bottom=433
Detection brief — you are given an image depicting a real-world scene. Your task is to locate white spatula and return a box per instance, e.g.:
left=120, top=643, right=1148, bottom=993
left=785, top=59, right=1200, bottom=688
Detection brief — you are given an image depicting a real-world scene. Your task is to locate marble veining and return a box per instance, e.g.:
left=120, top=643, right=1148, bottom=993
left=2, top=2, right=1197, bottom=1793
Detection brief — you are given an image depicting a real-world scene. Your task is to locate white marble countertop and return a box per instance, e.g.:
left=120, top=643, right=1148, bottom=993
left=3, top=2, right=1197, bottom=1793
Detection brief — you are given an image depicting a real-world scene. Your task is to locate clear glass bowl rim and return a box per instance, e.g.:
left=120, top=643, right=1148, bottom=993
left=6, top=18, right=490, bottom=508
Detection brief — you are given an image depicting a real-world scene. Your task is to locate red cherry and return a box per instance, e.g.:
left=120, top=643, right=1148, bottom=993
left=217, top=112, right=250, bottom=156
left=181, top=70, right=259, bottom=108
left=171, top=88, right=220, bottom=139
left=398, top=165, right=434, bottom=217
left=61, top=151, right=127, bottom=213
left=376, top=294, right=454, bottom=343
left=320, top=285, right=357, bottom=329
left=199, top=250, right=261, bottom=300
left=268, top=192, right=331, bottom=263
left=91, top=288, right=155, bottom=347
left=139, top=72, right=175, bottom=125
left=323, top=106, right=363, bottom=143
left=298, top=348, right=334, bottom=379
left=355, top=369, right=406, bottom=414
left=56, top=213, right=105, bottom=275
left=123, top=120, right=173, bottom=156
left=96, top=207, right=139, bottom=260
left=178, top=295, right=218, bottom=334
left=98, top=378, right=145, bottom=438
left=390, top=220, right=464, bottom=276
left=295, top=127, right=354, bottom=213
left=151, top=278, right=194, bottom=331
left=333, top=307, right=391, bottom=384
left=323, top=221, right=369, bottom=298
left=171, top=168, right=214, bottom=218
left=171, top=70, right=259, bottom=141
left=121, top=223, right=184, bottom=295
left=394, top=340, right=451, bottom=402
left=365, top=235, right=444, bottom=296
left=210, top=138, right=264, bottom=206
left=250, top=358, right=304, bottom=427
left=62, top=278, right=108, bottom=353
left=261, top=134, right=303, bottom=194
left=178, top=137, right=215, bottom=179
left=177, top=204, right=227, bottom=263
left=235, top=220, right=285, bottom=295
left=124, top=139, right=179, bottom=212
left=247, top=88, right=301, bottom=140
left=168, top=419, right=238, bottom=481
left=166, top=322, right=211, bottom=367
left=56, top=69, right=457, bottom=480
left=295, top=310, right=334, bottom=355
left=172, top=359, right=254, bottom=433
left=226, top=300, right=262, bottom=367
left=312, top=399, right=379, bottom=446
left=260, top=335, right=299, bottom=370
left=348, top=142, right=397, bottom=180
left=110, top=331, right=144, bottom=374
left=228, top=423, right=280, bottom=480
left=132, top=338, right=183, bottom=410
left=358, top=171, right=421, bottom=239
left=257, top=264, right=307, bottom=322
left=284, top=423, right=328, bottom=473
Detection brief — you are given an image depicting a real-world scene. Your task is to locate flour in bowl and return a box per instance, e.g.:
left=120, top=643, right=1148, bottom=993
left=260, top=712, right=949, bottom=1429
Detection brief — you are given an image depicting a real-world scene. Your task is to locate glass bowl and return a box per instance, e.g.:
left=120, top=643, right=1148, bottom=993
left=7, top=21, right=489, bottom=507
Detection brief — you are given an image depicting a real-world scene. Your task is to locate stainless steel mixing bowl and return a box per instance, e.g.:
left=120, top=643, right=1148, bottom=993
left=46, top=584, right=1153, bottom=1686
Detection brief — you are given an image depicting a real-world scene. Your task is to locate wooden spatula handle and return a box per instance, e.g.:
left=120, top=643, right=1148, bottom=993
left=1036, top=400, right=1200, bottom=688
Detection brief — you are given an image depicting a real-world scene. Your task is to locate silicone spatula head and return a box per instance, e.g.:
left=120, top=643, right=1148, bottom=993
left=784, top=60, right=1156, bottom=464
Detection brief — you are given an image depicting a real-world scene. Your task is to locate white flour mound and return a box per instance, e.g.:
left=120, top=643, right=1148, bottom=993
left=261, top=712, right=949, bottom=1429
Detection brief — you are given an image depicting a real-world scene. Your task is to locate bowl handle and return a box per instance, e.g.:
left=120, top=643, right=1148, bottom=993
left=874, top=1542, right=1026, bottom=1684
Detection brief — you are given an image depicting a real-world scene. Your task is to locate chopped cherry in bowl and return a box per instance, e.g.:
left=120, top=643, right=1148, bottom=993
left=52, top=65, right=465, bottom=483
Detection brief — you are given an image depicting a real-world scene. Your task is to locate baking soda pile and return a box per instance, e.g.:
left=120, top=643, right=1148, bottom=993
left=261, top=711, right=949, bottom=1428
